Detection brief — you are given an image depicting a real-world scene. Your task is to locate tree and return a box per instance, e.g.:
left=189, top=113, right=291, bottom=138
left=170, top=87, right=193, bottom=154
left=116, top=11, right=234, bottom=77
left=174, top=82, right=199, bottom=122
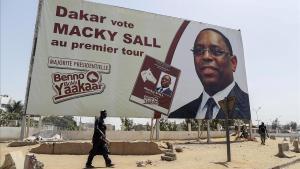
left=211, top=119, right=227, bottom=130
left=157, top=118, right=177, bottom=131
left=6, top=101, right=23, bottom=115
left=181, top=119, right=199, bottom=131
left=159, top=118, right=169, bottom=131
left=290, top=121, right=297, bottom=131
left=0, top=100, right=24, bottom=126
left=271, top=118, right=280, bottom=130
left=121, top=117, right=133, bottom=131
left=283, top=123, right=291, bottom=130
left=5, top=100, right=23, bottom=121
left=180, top=119, right=232, bottom=131
left=0, top=109, right=8, bottom=126
left=42, top=116, right=79, bottom=130
left=167, top=121, right=178, bottom=131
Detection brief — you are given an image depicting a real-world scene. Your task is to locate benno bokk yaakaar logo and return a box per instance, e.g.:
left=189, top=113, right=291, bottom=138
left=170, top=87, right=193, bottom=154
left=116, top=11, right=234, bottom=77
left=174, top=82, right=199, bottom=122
left=52, top=71, right=105, bottom=103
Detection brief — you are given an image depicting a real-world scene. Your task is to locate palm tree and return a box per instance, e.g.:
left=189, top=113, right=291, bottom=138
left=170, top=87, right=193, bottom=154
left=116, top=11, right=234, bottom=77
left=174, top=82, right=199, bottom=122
left=6, top=101, right=23, bottom=113
left=5, top=101, right=24, bottom=120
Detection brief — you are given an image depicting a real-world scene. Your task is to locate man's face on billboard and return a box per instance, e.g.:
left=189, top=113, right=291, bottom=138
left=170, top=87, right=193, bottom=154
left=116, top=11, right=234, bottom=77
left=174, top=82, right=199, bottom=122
left=193, top=29, right=237, bottom=95
left=161, top=75, right=171, bottom=88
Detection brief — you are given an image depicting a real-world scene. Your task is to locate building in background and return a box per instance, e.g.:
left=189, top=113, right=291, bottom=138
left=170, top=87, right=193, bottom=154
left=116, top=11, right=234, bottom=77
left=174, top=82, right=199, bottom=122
left=79, top=122, right=115, bottom=131
left=106, top=124, right=115, bottom=131
left=134, top=124, right=149, bottom=131
left=0, top=95, right=14, bottom=112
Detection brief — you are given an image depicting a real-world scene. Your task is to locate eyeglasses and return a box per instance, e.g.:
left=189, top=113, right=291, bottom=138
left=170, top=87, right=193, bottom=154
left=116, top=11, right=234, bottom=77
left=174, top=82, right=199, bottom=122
left=191, top=46, right=230, bottom=57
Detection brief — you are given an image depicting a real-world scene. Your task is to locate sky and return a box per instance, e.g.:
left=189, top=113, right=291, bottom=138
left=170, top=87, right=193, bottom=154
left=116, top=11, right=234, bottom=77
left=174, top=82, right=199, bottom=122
left=1, top=0, right=299, bottom=128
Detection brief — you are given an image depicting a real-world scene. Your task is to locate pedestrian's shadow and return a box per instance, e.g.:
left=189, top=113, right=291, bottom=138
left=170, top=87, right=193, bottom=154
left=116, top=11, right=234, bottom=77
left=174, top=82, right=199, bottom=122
left=212, top=162, right=229, bottom=168
left=84, top=167, right=112, bottom=169
left=177, top=140, right=244, bottom=145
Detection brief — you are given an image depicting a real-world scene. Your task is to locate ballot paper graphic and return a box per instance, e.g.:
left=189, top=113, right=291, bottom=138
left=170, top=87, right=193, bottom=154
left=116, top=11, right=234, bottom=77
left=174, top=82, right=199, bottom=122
left=140, top=68, right=157, bottom=84
left=129, top=55, right=180, bottom=115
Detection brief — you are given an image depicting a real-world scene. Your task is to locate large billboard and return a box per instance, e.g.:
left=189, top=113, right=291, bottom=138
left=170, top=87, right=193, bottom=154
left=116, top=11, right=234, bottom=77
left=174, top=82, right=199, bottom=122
left=25, top=0, right=250, bottom=119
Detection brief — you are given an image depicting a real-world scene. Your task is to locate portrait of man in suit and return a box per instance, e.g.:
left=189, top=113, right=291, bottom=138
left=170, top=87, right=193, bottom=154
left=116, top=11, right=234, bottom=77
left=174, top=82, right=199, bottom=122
left=168, top=28, right=250, bottom=119
left=156, top=74, right=173, bottom=96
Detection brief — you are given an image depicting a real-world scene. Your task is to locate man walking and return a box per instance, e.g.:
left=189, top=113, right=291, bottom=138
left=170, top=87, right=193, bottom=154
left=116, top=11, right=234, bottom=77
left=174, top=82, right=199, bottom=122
left=258, top=122, right=268, bottom=145
left=86, top=110, right=114, bottom=168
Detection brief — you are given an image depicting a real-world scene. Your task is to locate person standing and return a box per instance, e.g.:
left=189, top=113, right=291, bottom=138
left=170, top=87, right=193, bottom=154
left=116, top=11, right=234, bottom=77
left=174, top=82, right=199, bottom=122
left=258, top=122, right=268, bottom=145
left=86, top=110, right=114, bottom=168
left=240, top=125, right=248, bottom=139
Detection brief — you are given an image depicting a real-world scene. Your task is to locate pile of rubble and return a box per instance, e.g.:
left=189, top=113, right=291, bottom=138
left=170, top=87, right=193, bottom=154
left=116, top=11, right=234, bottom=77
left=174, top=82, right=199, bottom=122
left=135, top=142, right=183, bottom=167
left=161, top=142, right=183, bottom=162
left=136, top=160, right=153, bottom=167
left=8, top=132, right=63, bottom=148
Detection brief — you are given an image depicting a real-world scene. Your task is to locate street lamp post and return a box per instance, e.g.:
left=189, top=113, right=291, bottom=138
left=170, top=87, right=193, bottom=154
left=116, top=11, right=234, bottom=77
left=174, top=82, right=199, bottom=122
left=276, top=116, right=281, bottom=134
left=255, top=107, right=261, bottom=126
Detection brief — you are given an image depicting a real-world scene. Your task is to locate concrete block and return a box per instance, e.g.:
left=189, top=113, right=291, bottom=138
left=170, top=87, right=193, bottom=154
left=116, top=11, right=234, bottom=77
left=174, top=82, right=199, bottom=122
left=0, top=151, right=24, bottom=169
left=276, top=143, right=295, bottom=158
left=109, top=142, right=125, bottom=155
left=290, top=137, right=296, bottom=144
left=24, top=154, right=44, bottom=169
left=110, top=141, right=162, bottom=155
left=29, top=141, right=162, bottom=155
left=53, top=142, right=91, bottom=155
left=8, top=141, right=38, bottom=147
left=282, top=143, right=289, bottom=151
left=292, top=140, right=300, bottom=153
left=30, top=143, right=54, bottom=154
left=30, top=142, right=92, bottom=155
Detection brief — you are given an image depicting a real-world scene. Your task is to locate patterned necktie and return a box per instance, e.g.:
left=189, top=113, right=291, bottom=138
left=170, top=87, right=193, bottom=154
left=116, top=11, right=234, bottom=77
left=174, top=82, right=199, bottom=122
left=159, top=87, right=163, bottom=92
left=205, top=98, right=216, bottom=119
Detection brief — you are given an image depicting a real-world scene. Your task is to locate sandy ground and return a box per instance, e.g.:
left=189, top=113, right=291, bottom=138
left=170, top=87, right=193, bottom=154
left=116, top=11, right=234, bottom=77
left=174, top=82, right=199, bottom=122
left=1, top=137, right=300, bottom=169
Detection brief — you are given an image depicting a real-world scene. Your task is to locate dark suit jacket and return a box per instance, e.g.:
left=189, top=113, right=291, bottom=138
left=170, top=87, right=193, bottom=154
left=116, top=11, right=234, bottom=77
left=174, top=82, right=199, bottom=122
left=92, top=117, right=106, bottom=144
left=91, top=117, right=109, bottom=155
left=156, top=87, right=173, bottom=96
left=168, top=83, right=251, bottom=119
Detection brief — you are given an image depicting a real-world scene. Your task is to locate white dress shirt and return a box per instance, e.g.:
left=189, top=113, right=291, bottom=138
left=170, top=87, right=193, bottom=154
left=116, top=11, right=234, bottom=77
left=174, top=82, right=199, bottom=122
left=195, top=81, right=235, bottom=119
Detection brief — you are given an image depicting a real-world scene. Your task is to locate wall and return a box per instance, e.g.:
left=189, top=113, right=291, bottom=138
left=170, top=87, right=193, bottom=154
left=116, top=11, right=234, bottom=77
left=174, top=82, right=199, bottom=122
left=61, top=130, right=225, bottom=140
left=2, top=127, right=298, bottom=141
left=1, top=127, right=225, bottom=141
left=0, top=127, right=39, bottom=141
